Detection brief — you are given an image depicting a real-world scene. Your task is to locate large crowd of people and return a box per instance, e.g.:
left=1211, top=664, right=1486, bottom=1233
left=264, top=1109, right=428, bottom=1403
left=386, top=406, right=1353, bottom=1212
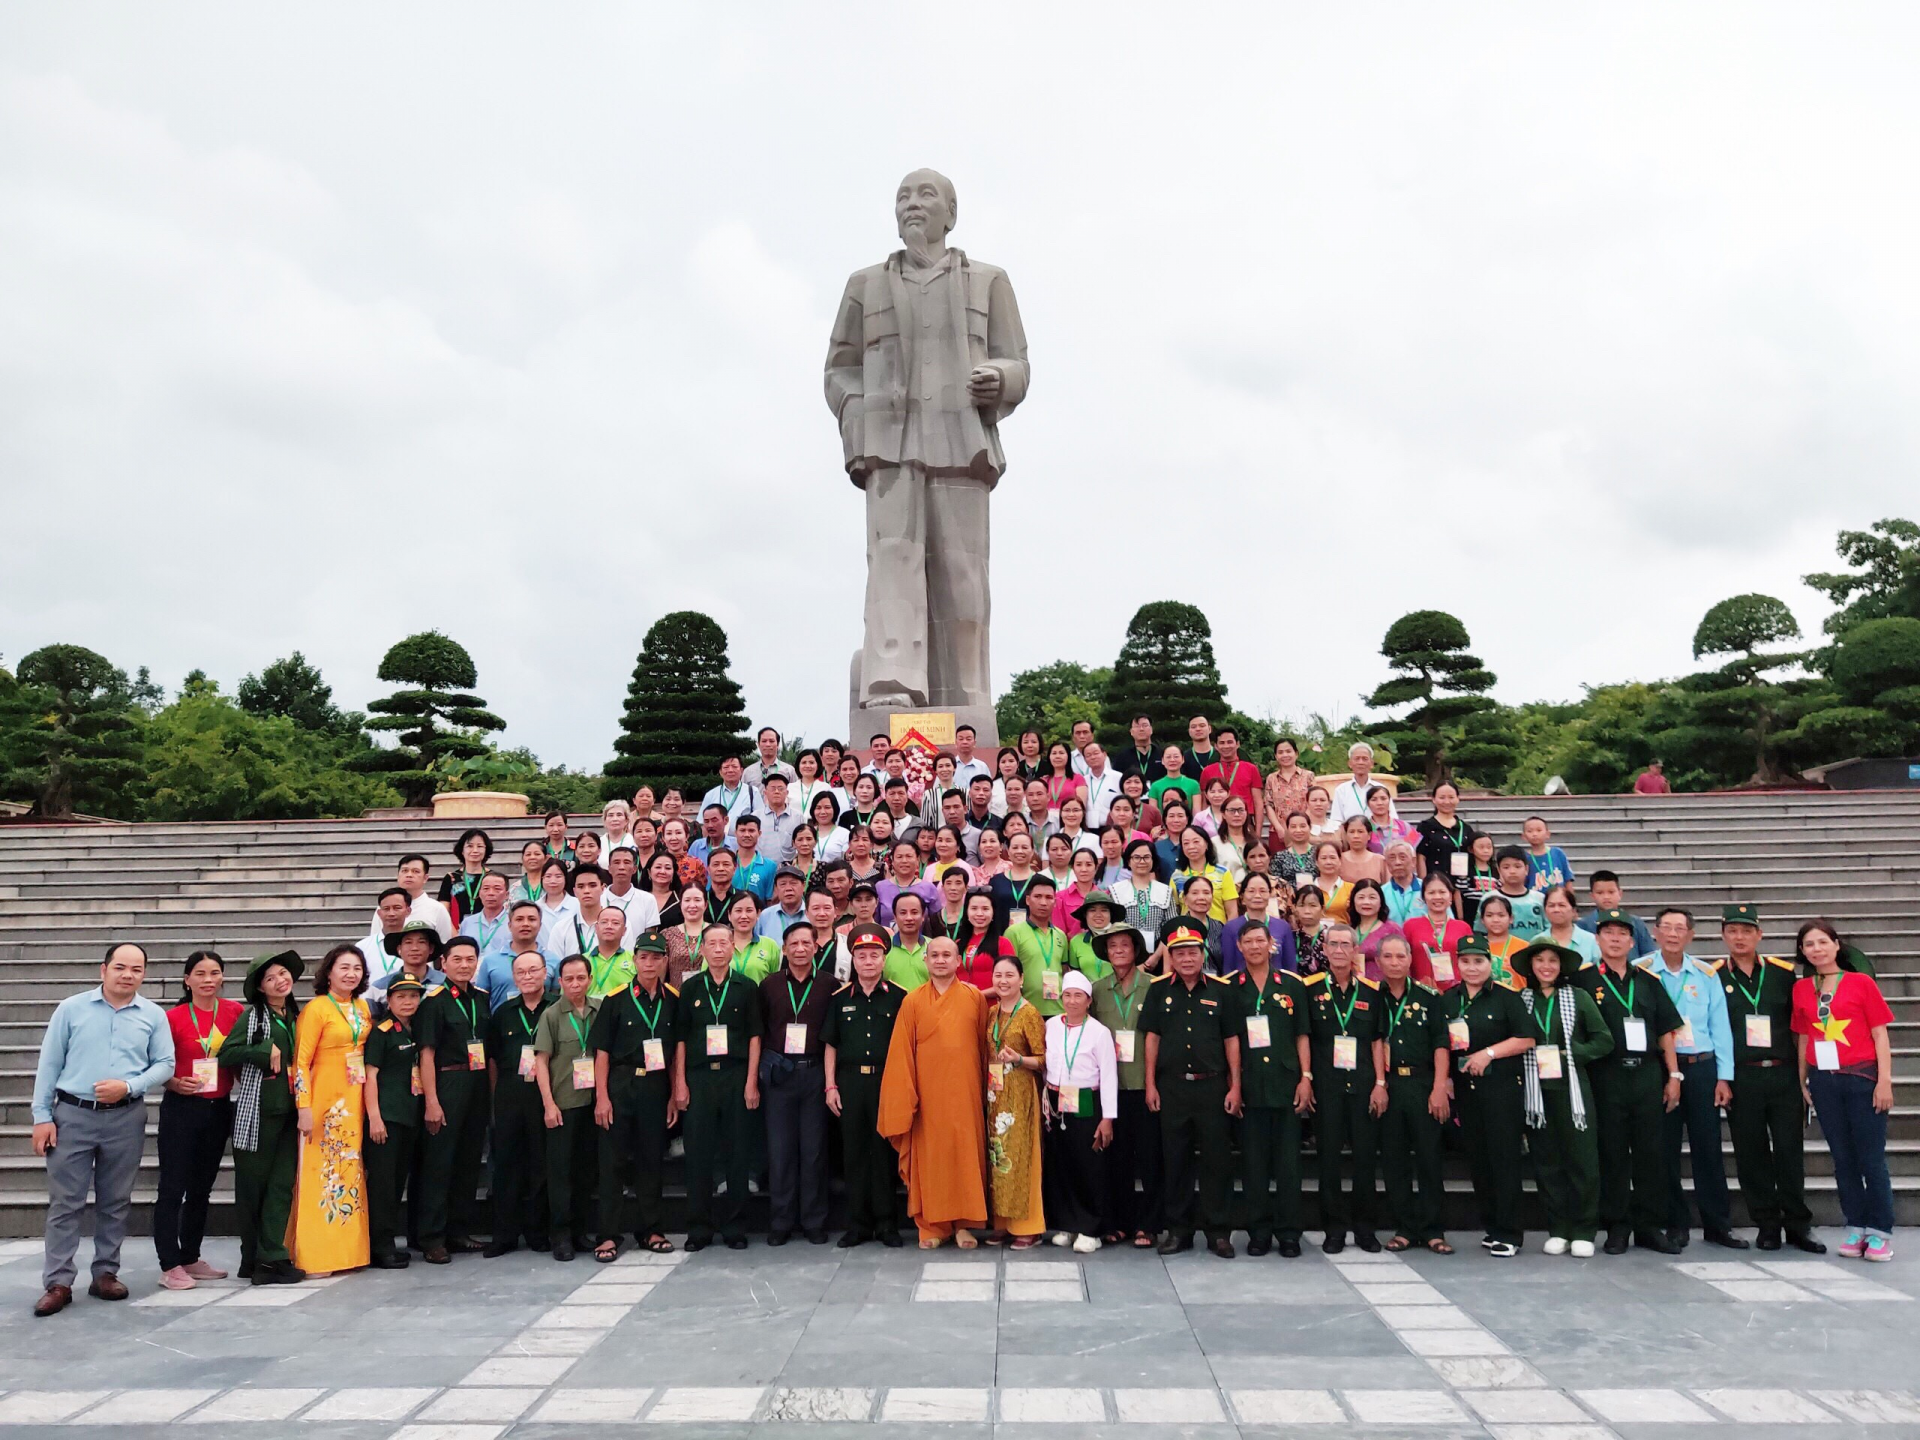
left=26, top=720, right=1899, bottom=1317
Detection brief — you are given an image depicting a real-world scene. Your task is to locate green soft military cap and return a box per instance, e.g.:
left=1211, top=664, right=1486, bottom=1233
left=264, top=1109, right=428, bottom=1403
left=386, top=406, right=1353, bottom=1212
left=1510, top=940, right=1584, bottom=982
left=1592, top=907, right=1637, bottom=934
left=1090, top=922, right=1148, bottom=960
left=1163, top=918, right=1209, bottom=951
left=384, top=975, right=428, bottom=996
left=1072, top=886, right=1120, bottom=923
left=383, top=920, right=444, bottom=959
left=242, top=949, right=305, bottom=1004
left=1721, top=903, right=1760, bottom=926
left=633, top=929, right=668, bottom=956
left=1455, top=934, right=1490, bottom=957
left=846, top=922, right=892, bottom=953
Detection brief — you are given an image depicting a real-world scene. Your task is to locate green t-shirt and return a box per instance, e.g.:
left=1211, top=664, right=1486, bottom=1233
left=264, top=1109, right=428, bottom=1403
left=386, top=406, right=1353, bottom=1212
left=731, top=938, right=783, bottom=984
left=884, top=940, right=930, bottom=991
left=1007, top=922, right=1072, bottom=1016
left=1149, top=775, right=1201, bottom=810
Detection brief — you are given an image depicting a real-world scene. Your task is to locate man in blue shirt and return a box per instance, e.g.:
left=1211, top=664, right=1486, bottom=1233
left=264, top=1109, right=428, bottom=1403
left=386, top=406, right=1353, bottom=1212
left=731, top=815, right=777, bottom=901
left=755, top=867, right=810, bottom=941
left=456, top=873, right=517, bottom=965
left=688, top=806, right=735, bottom=864
left=475, top=903, right=560, bottom=1011
left=32, top=943, right=175, bottom=1316
left=1577, top=872, right=1657, bottom=958
left=1641, top=907, right=1743, bottom=1250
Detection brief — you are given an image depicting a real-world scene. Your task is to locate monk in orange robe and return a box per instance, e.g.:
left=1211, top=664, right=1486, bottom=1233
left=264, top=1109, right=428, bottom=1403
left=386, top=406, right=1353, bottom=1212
left=878, top=936, right=990, bottom=1248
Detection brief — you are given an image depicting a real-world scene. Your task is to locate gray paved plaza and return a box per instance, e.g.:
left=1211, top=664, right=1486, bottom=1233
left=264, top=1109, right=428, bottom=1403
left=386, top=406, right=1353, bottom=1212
left=0, top=1230, right=1915, bottom=1438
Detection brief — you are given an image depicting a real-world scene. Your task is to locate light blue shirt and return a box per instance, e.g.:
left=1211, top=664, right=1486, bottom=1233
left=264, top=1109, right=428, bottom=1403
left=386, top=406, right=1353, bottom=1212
left=1475, top=890, right=1545, bottom=936
left=1383, top=879, right=1424, bottom=926
left=1642, top=953, right=1733, bottom=1079
left=33, top=988, right=175, bottom=1123
left=475, top=947, right=561, bottom=1011
left=755, top=905, right=808, bottom=942
left=458, top=909, right=517, bottom=961
left=734, top=853, right=777, bottom=902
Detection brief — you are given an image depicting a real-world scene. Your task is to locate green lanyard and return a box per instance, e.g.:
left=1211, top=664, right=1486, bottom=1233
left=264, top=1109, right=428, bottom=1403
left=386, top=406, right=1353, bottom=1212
left=1601, top=970, right=1636, bottom=1015
left=786, top=974, right=815, bottom=1020
left=1063, top=1018, right=1089, bottom=1077
left=1332, top=982, right=1359, bottom=1035
left=630, top=984, right=664, bottom=1036
left=1034, top=929, right=1059, bottom=974
left=1249, top=974, right=1270, bottom=1017
left=992, top=998, right=1023, bottom=1051
left=588, top=948, right=626, bottom=994
left=566, top=1008, right=592, bottom=1052
left=704, top=972, right=732, bottom=1021
left=1532, top=991, right=1559, bottom=1040
left=458, top=873, right=482, bottom=911
left=1112, top=973, right=1142, bottom=1025
left=268, top=1006, right=297, bottom=1053
left=1731, top=964, right=1766, bottom=1014
left=1388, top=988, right=1410, bottom=1034
left=188, top=1002, right=222, bottom=1057
left=516, top=1004, right=539, bottom=1038
left=451, top=989, right=479, bottom=1038
left=517, top=877, right=541, bottom=902
left=477, top=913, right=504, bottom=950
left=326, top=995, right=364, bottom=1047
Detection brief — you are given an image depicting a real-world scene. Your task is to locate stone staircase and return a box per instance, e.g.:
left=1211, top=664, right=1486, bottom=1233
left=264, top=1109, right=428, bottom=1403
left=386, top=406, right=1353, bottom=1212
left=0, top=790, right=1914, bottom=1235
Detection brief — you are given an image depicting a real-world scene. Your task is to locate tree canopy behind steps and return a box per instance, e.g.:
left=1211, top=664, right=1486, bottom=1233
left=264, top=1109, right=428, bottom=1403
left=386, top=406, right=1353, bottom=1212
left=1364, top=610, right=1513, bottom=790
left=604, top=611, right=752, bottom=802
left=0, top=644, right=144, bottom=817
left=351, top=631, right=506, bottom=807
left=1098, top=601, right=1230, bottom=746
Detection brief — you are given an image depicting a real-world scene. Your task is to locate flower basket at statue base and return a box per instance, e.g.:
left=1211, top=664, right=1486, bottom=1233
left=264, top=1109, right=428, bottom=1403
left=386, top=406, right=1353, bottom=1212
left=431, top=790, right=530, bottom=819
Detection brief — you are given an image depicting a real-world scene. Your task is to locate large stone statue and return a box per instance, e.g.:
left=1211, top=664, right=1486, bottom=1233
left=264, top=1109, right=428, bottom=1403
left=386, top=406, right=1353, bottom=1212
left=826, top=168, right=1029, bottom=745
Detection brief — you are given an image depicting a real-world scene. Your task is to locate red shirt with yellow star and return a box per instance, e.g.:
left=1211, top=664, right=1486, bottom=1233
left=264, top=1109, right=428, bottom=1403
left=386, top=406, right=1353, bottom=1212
left=1790, top=973, right=1892, bottom=1071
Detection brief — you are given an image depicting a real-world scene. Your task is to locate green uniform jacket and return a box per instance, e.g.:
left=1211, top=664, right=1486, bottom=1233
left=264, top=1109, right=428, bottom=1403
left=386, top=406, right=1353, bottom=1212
left=1518, top=986, right=1613, bottom=1083
left=1304, top=972, right=1383, bottom=1093
left=1140, top=972, right=1244, bottom=1080
left=364, top=1017, right=423, bottom=1127
left=590, top=981, right=681, bottom=1079
left=1090, top=970, right=1155, bottom=1090
left=1579, top=961, right=1684, bottom=1066
left=533, top=998, right=603, bottom=1108
left=1231, top=967, right=1308, bottom=1109
left=417, top=982, right=491, bottom=1073
left=1720, top=956, right=1797, bottom=1065
left=219, top=1002, right=300, bottom=1114
left=1443, top=982, right=1531, bottom=1080
left=822, top=978, right=905, bottom=1075
left=678, top=969, right=763, bottom=1069
left=488, top=996, right=554, bottom=1095
left=1378, top=981, right=1450, bottom=1083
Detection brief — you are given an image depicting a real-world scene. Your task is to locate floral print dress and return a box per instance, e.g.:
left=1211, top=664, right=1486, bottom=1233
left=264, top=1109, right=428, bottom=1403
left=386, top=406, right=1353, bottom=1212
left=290, top=995, right=371, bottom=1273
left=982, top=998, right=1046, bottom=1234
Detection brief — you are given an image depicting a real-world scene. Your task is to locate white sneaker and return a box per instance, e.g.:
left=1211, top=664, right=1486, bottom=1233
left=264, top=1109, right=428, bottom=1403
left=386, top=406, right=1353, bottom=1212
left=1072, top=1233, right=1100, bottom=1254
left=1050, top=1231, right=1073, bottom=1247
left=1542, top=1237, right=1569, bottom=1256
left=1570, top=1239, right=1595, bottom=1258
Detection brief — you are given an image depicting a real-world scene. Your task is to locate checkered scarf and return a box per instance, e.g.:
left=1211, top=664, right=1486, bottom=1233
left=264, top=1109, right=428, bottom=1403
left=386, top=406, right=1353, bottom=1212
left=229, top=1004, right=269, bottom=1152
left=1520, top=986, right=1586, bottom=1131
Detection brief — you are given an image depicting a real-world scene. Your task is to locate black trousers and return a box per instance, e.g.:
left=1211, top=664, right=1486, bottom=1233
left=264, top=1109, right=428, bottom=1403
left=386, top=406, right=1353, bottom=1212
left=1378, top=1078, right=1445, bottom=1243
left=1159, top=1073, right=1232, bottom=1243
left=1455, top=1071, right=1525, bottom=1244
left=836, top=1072, right=900, bottom=1237
left=1239, top=1105, right=1303, bottom=1244
left=599, top=1069, right=672, bottom=1242
left=490, top=1082, right=549, bottom=1245
left=684, top=1063, right=752, bottom=1242
left=366, top=1121, right=418, bottom=1258
left=1664, top=1057, right=1732, bottom=1232
left=153, top=1093, right=231, bottom=1271
left=1594, top=1060, right=1669, bottom=1234
left=419, top=1068, right=489, bottom=1246
left=545, top=1105, right=600, bottom=1244
left=1312, top=1081, right=1378, bottom=1238
left=1729, top=1063, right=1811, bottom=1230
left=1107, top=1089, right=1164, bottom=1236
left=764, top=1061, right=830, bottom=1235
left=1044, top=1110, right=1109, bottom=1237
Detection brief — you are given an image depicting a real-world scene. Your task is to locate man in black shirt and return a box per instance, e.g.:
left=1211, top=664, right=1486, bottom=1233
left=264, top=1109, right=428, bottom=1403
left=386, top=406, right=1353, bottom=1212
left=591, top=932, right=680, bottom=1258
left=759, top=926, right=835, bottom=1245
left=484, top=952, right=552, bottom=1256
left=1115, top=714, right=1166, bottom=784
left=675, top=926, right=763, bottom=1250
left=415, top=938, right=491, bottom=1264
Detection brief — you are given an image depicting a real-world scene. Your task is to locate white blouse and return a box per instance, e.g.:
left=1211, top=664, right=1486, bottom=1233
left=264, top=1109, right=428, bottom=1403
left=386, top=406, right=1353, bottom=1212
left=1043, top=1015, right=1119, bottom=1120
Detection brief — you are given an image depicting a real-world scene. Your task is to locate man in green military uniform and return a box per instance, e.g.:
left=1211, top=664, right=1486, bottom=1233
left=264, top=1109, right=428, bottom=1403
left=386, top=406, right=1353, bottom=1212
left=591, top=931, right=681, bottom=1259
left=1719, top=903, right=1825, bottom=1253
left=220, top=950, right=304, bottom=1285
left=1372, top=934, right=1452, bottom=1254
left=416, top=937, right=492, bottom=1264
left=485, top=951, right=553, bottom=1256
left=675, top=924, right=763, bottom=1250
left=1089, top=923, right=1161, bottom=1246
left=1231, top=922, right=1312, bottom=1257
left=1141, top=918, right=1244, bottom=1259
left=1303, top=924, right=1384, bottom=1253
left=1579, top=909, right=1685, bottom=1255
left=824, top=922, right=906, bottom=1248
left=362, top=975, right=426, bottom=1268
left=534, top=954, right=601, bottom=1261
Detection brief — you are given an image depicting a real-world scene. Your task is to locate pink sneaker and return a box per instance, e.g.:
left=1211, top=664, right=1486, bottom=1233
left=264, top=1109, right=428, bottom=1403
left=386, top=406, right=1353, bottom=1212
left=183, top=1259, right=228, bottom=1280
left=1838, top=1229, right=1867, bottom=1259
left=1864, top=1235, right=1894, bottom=1263
left=158, top=1266, right=197, bottom=1290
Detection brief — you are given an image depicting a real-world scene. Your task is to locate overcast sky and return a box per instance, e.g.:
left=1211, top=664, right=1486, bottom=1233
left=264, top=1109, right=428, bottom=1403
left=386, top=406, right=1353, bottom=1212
left=4, top=6, right=1916, bottom=769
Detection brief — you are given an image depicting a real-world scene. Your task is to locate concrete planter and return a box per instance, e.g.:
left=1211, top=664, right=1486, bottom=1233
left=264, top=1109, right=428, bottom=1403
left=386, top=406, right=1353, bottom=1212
left=431, top=790, right=531, bottom=819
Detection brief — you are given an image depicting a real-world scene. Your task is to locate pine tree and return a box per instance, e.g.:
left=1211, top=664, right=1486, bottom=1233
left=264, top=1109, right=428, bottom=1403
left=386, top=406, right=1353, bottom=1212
left=239, top=651, right=361, bottom=736
left=1097, top=601, right=1230, bottom=745
left=1661, top=594, right=1817, bottom=786
left=0, top=644, right=144, bottom=817
left=1364, top=610, right=1512, bottom=789
left=353, top=632, right=505, bottom=806
left=604, top=611, right=752, bottom=801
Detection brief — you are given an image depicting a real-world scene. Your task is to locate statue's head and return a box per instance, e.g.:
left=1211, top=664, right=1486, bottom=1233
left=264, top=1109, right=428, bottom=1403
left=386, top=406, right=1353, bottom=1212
left=896, top=169, right=957, bottom=246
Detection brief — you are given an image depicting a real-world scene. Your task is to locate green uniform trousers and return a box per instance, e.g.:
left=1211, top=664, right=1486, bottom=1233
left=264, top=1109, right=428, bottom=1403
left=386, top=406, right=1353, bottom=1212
left=1729, top=1063, right=1811, bottom=1231
left=490, top=1083, right=549, bottom=1246
left=1378, top=1077, right=1445, bottom=1243
left=838, top=1073, right=901, bottom=1237
left=1455, top=1072, right=1524, bottom=1244
left=1592, top=1060, right=1668, bottom=1236
left=1159, top=1073, right=1233, bottom=1243
left=365, top=1122, right=418, bottom=1259
left=233, top=1107, right=298, bottom=1271
left=544, top=1105, right=599, bottom=1245
left=684, top=1064, right=752, bottom=1243
left=598, top=1070, right=671, bottom=1243
left=1312, top=1083, right=1379, bottom=1238
left=1238, top=1105, right=1303, bottom=1244
left=419, top=1069, right=489, bottom=1247
left=1529, top=1074, right=1600, bottom=1242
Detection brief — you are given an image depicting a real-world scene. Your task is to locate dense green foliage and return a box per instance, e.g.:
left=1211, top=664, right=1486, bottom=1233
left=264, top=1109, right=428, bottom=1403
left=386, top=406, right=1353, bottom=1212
left=1097, top=601, right=1230, bottom=745
left=996, top=661, right=1111, bottom=742
left=352, top=632, right=507, bottom=806
left=604, top=611, right=751, bottom=801
left=1363, top=610, right=1514, bottom=788
left=0, top=645, right=144, bottom=816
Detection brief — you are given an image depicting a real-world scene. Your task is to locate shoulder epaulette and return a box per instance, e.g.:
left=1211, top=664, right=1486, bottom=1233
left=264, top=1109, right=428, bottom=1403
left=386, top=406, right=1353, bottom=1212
left=1206, top=973, right=1231, bottom=984
left=377, top=1019, right=394, bottom=1032
left=425, top=983, right=446, bottom=996
left=1148, top=971, right=1172, bottom=983
left=1416, top=980, right=1439, bottom=994
left=1700, top=958, right=1724, bottom=973
left=1302, top=971, right=1329, bottom=986
left=834, top=982, right=852, bottom=995
left=1358, top=976, right=1380, bottom=990
left=664, top=983, right=680, bottom=997
left=1765, top=956, right=1795, bottom=973
left=1632, top=958, right=1659, bottom=972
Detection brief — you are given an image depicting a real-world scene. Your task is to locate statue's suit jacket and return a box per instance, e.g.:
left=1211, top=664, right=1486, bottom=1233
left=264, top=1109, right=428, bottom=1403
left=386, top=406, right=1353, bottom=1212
left=824, top=248, right=1029, bottom=489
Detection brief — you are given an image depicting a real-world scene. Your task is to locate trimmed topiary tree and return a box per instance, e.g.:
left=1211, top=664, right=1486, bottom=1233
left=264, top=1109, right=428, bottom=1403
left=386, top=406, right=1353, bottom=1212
left=1098, top=601, right=1230, bottom=745
left=1364, top=610, right=1512, bottom=789
left=353, top=632, right=505, bottom=806
left=604, top=612, right=752, bottom=801
left=0, top=644, right=144, bottom=817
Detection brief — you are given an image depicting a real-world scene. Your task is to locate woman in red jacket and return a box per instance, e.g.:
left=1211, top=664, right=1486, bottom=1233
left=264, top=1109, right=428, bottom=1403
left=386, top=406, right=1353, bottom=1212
left=953, top=889, right=1015, bottom=990
left=1404, top=873, right=1472, bottom=989
left=155, top=950, right=246, bottom=1290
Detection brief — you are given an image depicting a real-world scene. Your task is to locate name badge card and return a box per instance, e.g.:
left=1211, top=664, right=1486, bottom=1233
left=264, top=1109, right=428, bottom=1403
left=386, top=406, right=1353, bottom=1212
left=1042, top=970, right=1060, bottom=1001
left=191, top=1057, right=220, bottom=1089
left=1623, top=1018, right=1648, bottom=1052
left=467, top=1040, right=487, bottom=1071
left=572, top=1057, right=595, bottom=1090
left=1746, top=1015, right=1772, bottom=1049
left=1535, top=1045, right=1563, bottom=1080
left=1333, top=1035, right=1358, bottom=1070
left=988, top=1061, right=1005, bottom=1088
left=1115, top=1030, right=1137, bottom=1064
left=1431, top=951, right=1455, bottom=984
left=642, top=1038, right=666, bottom=1072
left=409, top=1064, right=422, bottom=1096
left=1814, top=1039, right=1841, bottom=1071
left=785, top=1023, right=808, bottom=1055
left=1674, top=1019, right=1695, bottom=1048
left=1009, top=908, right=1027, bottom=930
left=1450, top=851, right=1469, bottom=878
left=1058, top=1084, right=1080, bottom=1114
left=1448, top=1018, right=1470, bottom=1051
left=345, top=1052, right=366, bottom=1086
left=1245, top=1015, right=1272, bottom=1049
left=517, top=1049, right=537, bottom=1080
left=706, top=1025, right=729, bottom=1058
